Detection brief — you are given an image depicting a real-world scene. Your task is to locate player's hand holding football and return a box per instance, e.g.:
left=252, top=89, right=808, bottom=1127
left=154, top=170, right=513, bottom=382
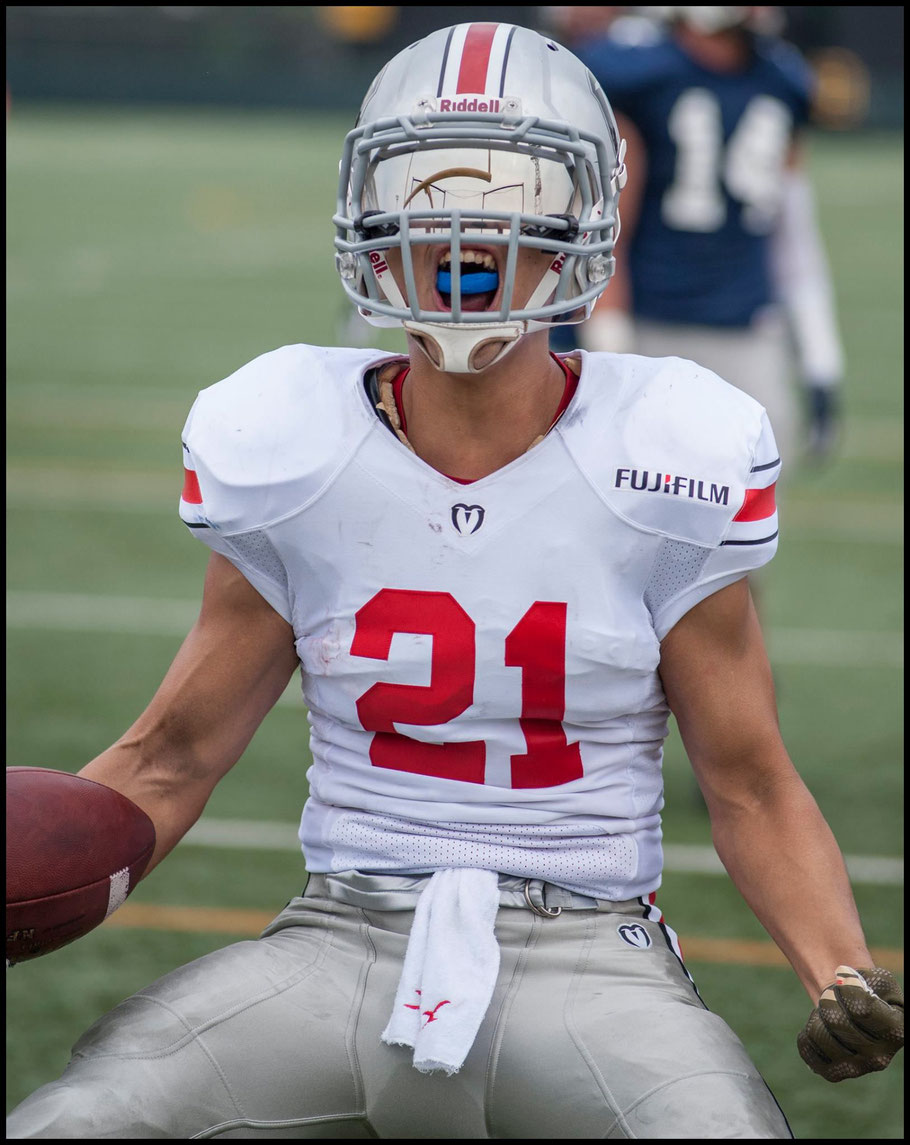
left=797, top=965, right=904, bottom=1081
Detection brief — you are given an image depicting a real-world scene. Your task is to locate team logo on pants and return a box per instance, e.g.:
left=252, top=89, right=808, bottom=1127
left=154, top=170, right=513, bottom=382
left=617, top=923, right=652, bottom=949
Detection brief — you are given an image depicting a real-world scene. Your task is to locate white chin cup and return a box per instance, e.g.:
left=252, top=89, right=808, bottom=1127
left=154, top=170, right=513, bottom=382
left=403, top=320, right=526, bottom=374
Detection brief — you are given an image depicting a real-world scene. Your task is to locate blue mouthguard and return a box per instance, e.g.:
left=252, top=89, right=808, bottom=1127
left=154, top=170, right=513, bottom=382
left=436, top=270, right=499, bottom=295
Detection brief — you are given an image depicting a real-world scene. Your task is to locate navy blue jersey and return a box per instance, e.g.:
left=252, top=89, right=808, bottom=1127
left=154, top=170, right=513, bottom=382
left=579, top=35, right=813, bottom=326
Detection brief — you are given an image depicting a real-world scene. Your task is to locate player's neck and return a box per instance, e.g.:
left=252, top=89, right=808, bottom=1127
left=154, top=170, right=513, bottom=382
left=675, top=26, right=753, bottom=73
left=401, top=332, right=570, bottom=482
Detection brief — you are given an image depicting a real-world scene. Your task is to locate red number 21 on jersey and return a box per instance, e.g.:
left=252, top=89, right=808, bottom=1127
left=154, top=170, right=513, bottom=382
left=351, top=588, right=582, bottom=789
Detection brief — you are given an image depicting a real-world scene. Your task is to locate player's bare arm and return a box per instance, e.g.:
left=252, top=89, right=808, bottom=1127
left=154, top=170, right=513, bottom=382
left=659, top=576, right=902, bottom=1079
left=659, top=575, right=871, bottom=998
left=78, top=552, right=299, bottom=872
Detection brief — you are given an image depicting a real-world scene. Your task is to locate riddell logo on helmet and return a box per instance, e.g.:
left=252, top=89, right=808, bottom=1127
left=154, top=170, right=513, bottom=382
left=615, top=469, right=729, bottom=504
left=438, top=98, right=502, bottom=113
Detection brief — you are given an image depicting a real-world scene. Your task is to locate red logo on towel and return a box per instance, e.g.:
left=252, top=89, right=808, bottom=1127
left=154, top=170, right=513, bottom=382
left=404, top=989, right=452, bottom=1026
left=423, top=1000, right=451, bottom=1023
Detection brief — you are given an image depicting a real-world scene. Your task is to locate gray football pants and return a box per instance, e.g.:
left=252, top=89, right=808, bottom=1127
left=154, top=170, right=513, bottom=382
left=6, top=872, right=792, bottom=1139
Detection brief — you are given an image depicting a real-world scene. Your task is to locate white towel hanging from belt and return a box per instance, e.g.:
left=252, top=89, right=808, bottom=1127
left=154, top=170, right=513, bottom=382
left=380, top=867, right=501, bottom=1075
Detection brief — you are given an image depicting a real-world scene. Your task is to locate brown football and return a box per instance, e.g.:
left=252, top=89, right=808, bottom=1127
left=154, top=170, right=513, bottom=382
left=6, top=767, right=156, bottom=964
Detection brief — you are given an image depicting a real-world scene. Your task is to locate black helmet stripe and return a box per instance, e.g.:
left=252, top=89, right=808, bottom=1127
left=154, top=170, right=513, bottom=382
left=436, top=26, right=457, bottom=98
left=497, top=25, right=517, bottom=96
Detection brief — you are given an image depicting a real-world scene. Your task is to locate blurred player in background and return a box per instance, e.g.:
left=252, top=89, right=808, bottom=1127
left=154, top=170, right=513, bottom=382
left=7, top=20, right=901, bottom=1140
left=549, top=6, right=845, bottom=469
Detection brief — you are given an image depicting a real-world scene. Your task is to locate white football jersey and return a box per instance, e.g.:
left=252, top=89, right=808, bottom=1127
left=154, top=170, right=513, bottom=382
left=179, top=345, right=780, bottom=899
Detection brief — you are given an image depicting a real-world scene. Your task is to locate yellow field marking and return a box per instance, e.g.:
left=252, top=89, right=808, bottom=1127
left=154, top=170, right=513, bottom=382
left=102, top=903, right=903, bottom=972
left=104, top=903, right=274, bottom=934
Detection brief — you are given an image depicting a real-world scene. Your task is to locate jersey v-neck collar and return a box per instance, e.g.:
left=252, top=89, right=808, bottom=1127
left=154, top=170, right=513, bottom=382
left=368, top=353, right=581, bottom=486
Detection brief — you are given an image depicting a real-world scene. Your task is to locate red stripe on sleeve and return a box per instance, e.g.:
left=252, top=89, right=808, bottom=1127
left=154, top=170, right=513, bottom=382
left=733, top=483, right=776, bottom=522
left=182, top=467, right=203, bottom=505
left=456, top=24, right=498, bottom=93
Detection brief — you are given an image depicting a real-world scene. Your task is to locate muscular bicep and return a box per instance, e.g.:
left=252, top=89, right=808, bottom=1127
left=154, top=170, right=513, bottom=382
left=79, top=553, right=299, bottom=865
left=658, top=577, right=792, bottom=806
left=138, top=551, right=299, bottom=776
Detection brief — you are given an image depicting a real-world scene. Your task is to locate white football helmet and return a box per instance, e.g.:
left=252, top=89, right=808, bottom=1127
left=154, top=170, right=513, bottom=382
left=656, top=7, right=778, bottom=35
left=334, top=22, right=626, bottom=373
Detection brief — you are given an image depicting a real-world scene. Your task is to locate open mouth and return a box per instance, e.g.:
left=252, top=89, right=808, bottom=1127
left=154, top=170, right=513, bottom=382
left=435, top=249, right=500, bottom=313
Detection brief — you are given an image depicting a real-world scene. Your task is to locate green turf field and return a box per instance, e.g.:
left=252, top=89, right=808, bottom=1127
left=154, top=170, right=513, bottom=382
left=6, top=105, right=903, bottom=1136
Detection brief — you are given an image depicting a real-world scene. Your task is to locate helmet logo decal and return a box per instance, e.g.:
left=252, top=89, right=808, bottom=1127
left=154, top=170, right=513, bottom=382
left=404, top=166, right=492, bottom=208
left=437, top=97, right=505, bottom=114
left=369, top=250, right=391, bottom=277
left=451, top=503, right=486, bottom=535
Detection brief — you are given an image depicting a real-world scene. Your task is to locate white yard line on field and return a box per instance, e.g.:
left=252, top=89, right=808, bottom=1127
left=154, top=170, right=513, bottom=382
left=765, top=627, right=903, bottom=670
left=660, top=844, right=904, bottom=887
left=7, top=591, right=200, bottom=636
left=178, top=818, right=903, bottom=886
left=6, top=591, right=904, bottom=670
left=7, top=467, right=178, bottom=512
left=7, top=458, right=905, bottom=545
left=23, top=465, right=909, bottom=543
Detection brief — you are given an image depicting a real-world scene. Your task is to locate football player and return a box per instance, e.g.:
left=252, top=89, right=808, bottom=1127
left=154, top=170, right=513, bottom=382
left=555, top=6, right=845, bottom=466
left=7, top=21, right=901, bottom=1140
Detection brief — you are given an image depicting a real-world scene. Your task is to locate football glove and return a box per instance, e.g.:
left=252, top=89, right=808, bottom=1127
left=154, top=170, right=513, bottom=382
left=804, top=382, right=841, bottom=460
left=797, top=965, right=904, bottom=1082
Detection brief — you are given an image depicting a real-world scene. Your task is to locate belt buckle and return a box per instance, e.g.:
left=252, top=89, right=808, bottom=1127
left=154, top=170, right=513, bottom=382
left=523, top=878, right=562, bottom=918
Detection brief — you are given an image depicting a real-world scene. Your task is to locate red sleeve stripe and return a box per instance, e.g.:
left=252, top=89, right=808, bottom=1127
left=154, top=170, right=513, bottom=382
left=181, top=467, right=203, bottom=505
left=456, top=23, right=499, bottom=93
left=733, top=483, right=776, bottom=523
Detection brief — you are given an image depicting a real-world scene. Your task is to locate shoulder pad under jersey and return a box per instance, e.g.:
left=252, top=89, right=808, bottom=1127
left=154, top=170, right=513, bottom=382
left=558, top=351, right=780, bottom=548
left=180, top=344, right=389, bottom=535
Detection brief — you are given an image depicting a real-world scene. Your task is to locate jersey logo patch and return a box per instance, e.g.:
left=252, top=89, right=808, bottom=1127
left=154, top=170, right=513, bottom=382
left=618, top=923, right=652, bottom=949
left=451, top=503, right=486, bottom=535
left=615, top=468, right=730, bottom=505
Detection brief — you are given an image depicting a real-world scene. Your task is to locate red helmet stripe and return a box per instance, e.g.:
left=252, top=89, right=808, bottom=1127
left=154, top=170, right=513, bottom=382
left=456, top=23, right=499, bottom=93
